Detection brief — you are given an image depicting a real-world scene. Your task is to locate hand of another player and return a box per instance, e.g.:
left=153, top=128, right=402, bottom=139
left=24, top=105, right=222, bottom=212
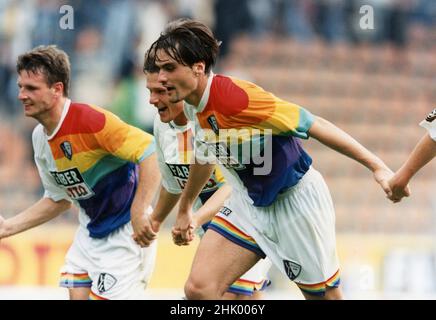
left=172, top=209, right=195, bottom=246
left=172, top=215, right=197, bottom=246
left=373, top=167, right=410, bottom=203
left=131, top=212, right=158, bottom=248
left=388, top=173, right=412, bottom=203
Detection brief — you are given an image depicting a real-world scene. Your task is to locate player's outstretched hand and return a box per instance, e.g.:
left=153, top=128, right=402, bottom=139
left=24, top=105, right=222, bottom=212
left=373, top=167, right=411, bottom=203
left=131, top=213, right=157, bottom=248
left=388, top=173, right=411, bottom=203
left=373, top=167, right=396, bottom=202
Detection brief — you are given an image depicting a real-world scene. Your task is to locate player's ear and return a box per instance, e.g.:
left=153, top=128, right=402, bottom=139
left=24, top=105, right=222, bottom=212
left=193, top=62, right=205, bottom=75
left=52, top=82, right=64, bottom=97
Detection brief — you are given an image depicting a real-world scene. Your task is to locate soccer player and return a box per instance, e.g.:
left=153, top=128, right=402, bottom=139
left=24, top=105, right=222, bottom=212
left=145, top=19, right=395, bottom=300
left=143, top=63, right=272, bottom=299
left=0, top=45, right=160, bottom=300
left=388, top=109, right=435, bottom=202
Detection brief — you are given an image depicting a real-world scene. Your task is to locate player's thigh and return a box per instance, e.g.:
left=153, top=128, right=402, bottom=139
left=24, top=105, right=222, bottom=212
left=188, top=228, right=261, bottom=292
left=69, top=287, right=91, bottom=300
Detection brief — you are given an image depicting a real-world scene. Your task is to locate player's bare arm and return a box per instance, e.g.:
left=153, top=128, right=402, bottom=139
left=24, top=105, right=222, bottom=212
left=175, top=162, right=215, bottom=244
left=389, top=133, right=436, bottom=201
left=152, top=187, right=185, bottom=246
left=0, top=198, right=71, bottom=239
left=308, top=116, right=395, bottom=198
left=131, top=153, right=161, bottom=247
left=193, top=184, right=232, bottom=228
left=150, top=186, right=181, bottom=230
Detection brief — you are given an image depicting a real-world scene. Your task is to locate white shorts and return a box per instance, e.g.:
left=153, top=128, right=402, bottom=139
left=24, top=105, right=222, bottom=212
left=59, top=217, right=157, bottom=300
left=209, top=167, right=340, bottom=296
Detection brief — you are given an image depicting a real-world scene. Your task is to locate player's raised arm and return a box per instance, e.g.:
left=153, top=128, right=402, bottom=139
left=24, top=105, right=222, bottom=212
left=308, top=115, right=395, bottom=199
left=0, top=198, right=71, bottom=240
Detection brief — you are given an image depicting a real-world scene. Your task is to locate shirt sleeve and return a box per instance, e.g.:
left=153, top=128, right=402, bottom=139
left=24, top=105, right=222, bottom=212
left=201, top=77, right=315, bottom=139
left=242, top=84, right=315, bottom=139
left=420, top=109, right=436, bottom=141
left=96, top=110, right=156, bottom=163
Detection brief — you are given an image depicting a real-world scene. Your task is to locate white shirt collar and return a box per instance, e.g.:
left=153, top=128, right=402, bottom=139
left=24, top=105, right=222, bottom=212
left=47, top=98, right=71, bottom=140
left=169, top=120, right=189, bottom=132
left=186, top=72, right=214, bottom=113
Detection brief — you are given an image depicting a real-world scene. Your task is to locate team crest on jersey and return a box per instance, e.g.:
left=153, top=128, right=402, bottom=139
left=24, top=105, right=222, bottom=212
left=283, top=260, right=301, bottom=280
left=97, top=273, right=117, bottom=293
left=207, top=115, right=219, bottom=134
left=60, top=141, right=73, bottom=160
left=425, top=109, right=436, bottom=123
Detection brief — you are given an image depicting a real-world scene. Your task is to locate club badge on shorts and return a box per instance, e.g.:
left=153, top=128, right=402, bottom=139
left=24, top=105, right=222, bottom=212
left=97, top=273, right=117, bottom=293
left=283, top=260, right=301, bottom=280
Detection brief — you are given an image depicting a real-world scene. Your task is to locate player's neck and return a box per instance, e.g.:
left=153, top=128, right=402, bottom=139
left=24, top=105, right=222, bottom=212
left=173, top=113, right=188, bottom=126
left=186, top=74, right=208, bottom=108
left=40, top=96, right=67, bottom=136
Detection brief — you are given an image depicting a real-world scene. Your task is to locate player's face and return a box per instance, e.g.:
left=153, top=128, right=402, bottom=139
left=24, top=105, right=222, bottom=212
left=155, top=49, right=199, bottom=104
left=17, top=70, right=57, bottom=118
left=146, top=72, right=185, bottom=123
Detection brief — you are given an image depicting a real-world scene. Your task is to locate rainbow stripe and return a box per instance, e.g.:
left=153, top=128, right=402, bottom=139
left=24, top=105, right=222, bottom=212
left=196, top=75, right=314, bottom=138
left=208, top=216, right=265, bottom=258
left=47, top=102, right=156, bottom=238
left=89, top=291, right=108, bottom=300
left=191, top=75, right=314, bottom=207
left=177, top=129, right=193, bottom=164
left=297, top=269, right=341, bottom=296
left=228, top=279, right=271, bottom=296
left=59, top=272, right=92, bottom=288
left=49, top=103, right=155, bottom=182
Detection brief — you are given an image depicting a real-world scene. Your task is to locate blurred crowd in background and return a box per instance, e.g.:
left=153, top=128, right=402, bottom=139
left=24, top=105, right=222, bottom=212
left=1, top=0, right=434, bottom=119
left=0, top=0, right=435, bottom=227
